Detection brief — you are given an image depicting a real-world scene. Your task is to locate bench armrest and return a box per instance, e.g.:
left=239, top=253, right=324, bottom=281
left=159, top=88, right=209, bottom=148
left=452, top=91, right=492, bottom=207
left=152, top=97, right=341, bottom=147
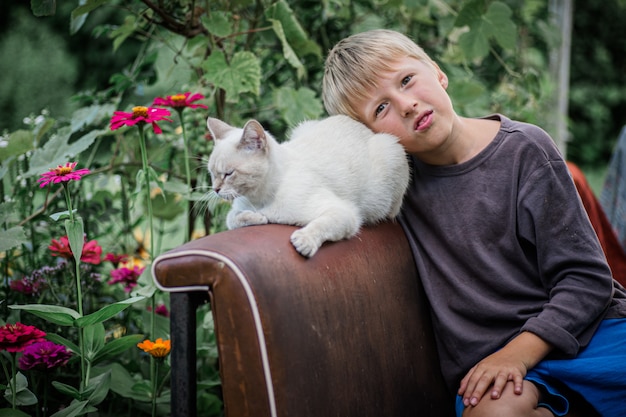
left=152, top=222, right=453, bottom=417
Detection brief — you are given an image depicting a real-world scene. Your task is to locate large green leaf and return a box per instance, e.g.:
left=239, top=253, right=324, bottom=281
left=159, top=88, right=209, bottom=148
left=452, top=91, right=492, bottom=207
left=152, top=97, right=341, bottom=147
left=92, top=334, right=144, bottom=365
left=265, top=1, right=321, bottom=58
left=49, top=399, right=89, bottom=417
left=0, top=408, right=32, bottom=417
left=202, top=11, right=232, bottom=37
left=268, top=20, right=305, bottom=80
left=0, top=226, right=28, bottom=252
left=22, top=127, right=104, bottom=179
left=458, top=22, right=490, bottom=61
left=273, top=87, right=324, bottom=127
left=74, top=296, right=145, bottom=328
left=483, top=2, right=517, bottom=50
left=0, top=130, right=34, bottom=161
left=201, top=50, right=261, bottom=102
left=45, top=333, right=80, bottom=354
left=9, top=304, right=80, bottom=326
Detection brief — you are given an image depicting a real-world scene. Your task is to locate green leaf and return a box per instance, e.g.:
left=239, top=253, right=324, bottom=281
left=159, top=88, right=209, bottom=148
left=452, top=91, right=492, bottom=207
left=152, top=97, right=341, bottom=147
left=111, top=15, right=136, bottom=52
left=49, top=399, right=89, bottom=417
left=22, top=127, right=104, bottom=179
left=83, top=323, right=106, bottom=362
left=9, top=304, right=80, bottom=326
left=92, top=334, right=144, bottom=365
left=46, top=333, right=80, bottom=353
left=0, top=408, right=32, bottom=417
left=202, top=11, right=232, bottom=37
left=268, top=20, right=305, bottom=80
left=104, top=363, right=150, bottom=400
left=484, top=1, right=517, bottom=50
left=52, top=381, right=80, bottom=399
left=202, top=50, right=261, bottom=102
left=273, top=87, right=324, bottom=127
left=84, top=371, right=111, bottom=406
left=0, top=226, right=28, bottom=252
left=458, top=22, right=490, bottom=61
left=265, top=1, right=321, bottom=58
left=3, top=374, right=37, bottom=407
left=65, top=218, right=85, bottom=264
left=74, top=296, right=145, bottom=328
left=30, top=0, right=56, bottom=16
left=71, top=0, right=110, bottom=33
left=0, top=130, right=34, bottom=161
left=50, top=210, right=73, bottom=222
left=70, top=103, right=117, bottom=133
left=455, top=0, right=485, bottom=27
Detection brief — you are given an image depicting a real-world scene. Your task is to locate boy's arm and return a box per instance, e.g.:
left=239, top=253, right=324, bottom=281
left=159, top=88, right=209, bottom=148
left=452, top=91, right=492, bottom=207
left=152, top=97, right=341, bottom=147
left=457, top=331, right=552, bottom=407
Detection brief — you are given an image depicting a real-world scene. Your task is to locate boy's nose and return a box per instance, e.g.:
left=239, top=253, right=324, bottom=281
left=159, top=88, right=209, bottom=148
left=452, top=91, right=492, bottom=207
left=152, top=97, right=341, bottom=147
left=401, top=98, right=417, bottom=117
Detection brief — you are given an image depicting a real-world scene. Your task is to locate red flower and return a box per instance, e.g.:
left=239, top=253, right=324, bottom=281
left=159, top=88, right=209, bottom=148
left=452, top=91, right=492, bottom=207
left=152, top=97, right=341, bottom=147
left=110, top=106, right=172, bottom=134
left=153, top=92, right=208, bottom=110
left=37, top=162, right=90, bottom=188
left=0, top=323, right=46, bottom=353
left=49, top=235, right=102, bottom=265
left=109, top=265, right=145, bottom=292
left=10, top=275, right=47, bottom=296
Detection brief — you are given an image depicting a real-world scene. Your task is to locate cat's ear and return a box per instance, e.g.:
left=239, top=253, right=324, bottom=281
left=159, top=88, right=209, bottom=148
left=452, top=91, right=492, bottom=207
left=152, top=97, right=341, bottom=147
left=240, top=120, right=268, bottom=152
left=206, top=117, right=234, bottom=140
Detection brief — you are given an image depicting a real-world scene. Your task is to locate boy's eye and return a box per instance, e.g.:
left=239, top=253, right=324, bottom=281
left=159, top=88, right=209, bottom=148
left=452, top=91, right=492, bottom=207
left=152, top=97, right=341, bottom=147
left=401, top=75, right=412, bottom=86
left=375, top=103, right=387, bottom=117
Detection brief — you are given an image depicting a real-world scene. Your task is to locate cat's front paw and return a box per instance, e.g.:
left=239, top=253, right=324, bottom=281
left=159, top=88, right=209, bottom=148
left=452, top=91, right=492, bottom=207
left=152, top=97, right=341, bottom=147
left=290, top=229, right=322, bottom=258
left=228, top=210, right=269, bottom=229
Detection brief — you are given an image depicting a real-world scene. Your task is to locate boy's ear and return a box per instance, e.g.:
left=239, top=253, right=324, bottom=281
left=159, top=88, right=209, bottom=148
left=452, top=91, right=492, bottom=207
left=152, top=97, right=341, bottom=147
left=431, top=61, right=448, bottom=89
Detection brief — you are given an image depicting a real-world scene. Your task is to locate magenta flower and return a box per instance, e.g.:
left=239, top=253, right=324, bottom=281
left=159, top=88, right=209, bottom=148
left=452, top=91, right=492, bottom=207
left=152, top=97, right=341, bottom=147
left=18, top=341, right=72, bottom=371
left=147, top=303, right=170, bottom=317
left=110, top=106, right=172, bottom=134
left=0, top=323, right=46, bottom=353
left=37, top=162, right=90, bottom=188
left=109, top=265, right=145, bottom=292
left=153, top=92, right=208, bottom=110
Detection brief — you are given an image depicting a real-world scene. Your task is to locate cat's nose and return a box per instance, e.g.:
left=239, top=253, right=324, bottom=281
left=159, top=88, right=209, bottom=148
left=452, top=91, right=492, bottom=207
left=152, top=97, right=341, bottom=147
left=214, top=187, right=221, bottom=194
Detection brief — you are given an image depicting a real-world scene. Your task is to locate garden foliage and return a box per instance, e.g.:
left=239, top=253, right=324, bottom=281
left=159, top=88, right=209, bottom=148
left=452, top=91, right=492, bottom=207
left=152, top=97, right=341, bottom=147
left=1, top=1, right=554, bottom=416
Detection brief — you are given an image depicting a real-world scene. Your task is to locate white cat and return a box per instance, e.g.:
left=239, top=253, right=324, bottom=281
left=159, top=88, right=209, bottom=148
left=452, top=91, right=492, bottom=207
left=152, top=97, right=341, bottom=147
left=206, top=115, right=410, bottom=258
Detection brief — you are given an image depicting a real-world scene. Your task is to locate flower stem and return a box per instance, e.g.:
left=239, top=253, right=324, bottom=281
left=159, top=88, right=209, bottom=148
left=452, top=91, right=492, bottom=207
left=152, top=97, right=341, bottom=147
left=10, top=353, right=17, bottom=409
left=177, top=109, right=192, bottom=242
left=151, top=359, right=159, bottom=417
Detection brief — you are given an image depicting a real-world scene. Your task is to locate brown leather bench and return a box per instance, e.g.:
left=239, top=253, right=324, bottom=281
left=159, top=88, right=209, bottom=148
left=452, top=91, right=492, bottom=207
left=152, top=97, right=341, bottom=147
left=152, top=221, right=455, bottom=417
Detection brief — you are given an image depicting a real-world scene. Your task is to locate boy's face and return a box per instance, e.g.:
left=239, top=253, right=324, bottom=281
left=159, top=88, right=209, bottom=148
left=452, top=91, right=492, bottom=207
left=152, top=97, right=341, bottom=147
left=354, top=57, right=456, bottom=158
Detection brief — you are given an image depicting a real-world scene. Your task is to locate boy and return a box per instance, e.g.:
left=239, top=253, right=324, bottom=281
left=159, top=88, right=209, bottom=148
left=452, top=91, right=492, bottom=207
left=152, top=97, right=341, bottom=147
left=323, top=29, right=626, bottom=417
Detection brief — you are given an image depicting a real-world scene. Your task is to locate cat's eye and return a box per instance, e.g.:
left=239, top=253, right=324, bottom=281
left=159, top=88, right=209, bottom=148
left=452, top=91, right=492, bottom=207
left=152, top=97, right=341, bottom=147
left=223, top=170, right=234, bottom=180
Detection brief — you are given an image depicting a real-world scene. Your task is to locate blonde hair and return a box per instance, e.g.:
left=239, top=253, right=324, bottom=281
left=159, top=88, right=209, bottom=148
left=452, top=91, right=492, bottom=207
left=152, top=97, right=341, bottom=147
left=323, top=29, right=436, bottom=119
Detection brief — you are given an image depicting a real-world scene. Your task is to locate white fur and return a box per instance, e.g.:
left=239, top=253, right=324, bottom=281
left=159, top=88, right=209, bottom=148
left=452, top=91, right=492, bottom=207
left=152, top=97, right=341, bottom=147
left=207, top=115, right=410, bottom=257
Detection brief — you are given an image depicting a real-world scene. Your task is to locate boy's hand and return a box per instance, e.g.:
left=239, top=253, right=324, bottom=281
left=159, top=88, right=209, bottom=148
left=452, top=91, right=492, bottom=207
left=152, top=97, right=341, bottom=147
left=457, top=331, right=552, bottom=407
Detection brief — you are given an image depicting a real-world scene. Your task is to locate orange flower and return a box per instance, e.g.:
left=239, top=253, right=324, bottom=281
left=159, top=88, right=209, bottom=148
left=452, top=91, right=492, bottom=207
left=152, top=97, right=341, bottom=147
left=137, top=338, right=171, bottom=358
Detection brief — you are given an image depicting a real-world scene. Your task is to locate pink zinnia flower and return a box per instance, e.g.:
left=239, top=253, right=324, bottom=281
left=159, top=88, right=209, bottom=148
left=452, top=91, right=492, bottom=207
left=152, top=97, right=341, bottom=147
left=104, top=253, right=129, bottom=268
left=0, top=323, right=46, bottom=353
left=153, top=92, right=208, bottom=110
left=18, top=341, right=72, bottom=371
left=109, top=265, right=145, bottom=292
left=147, top=303, right=170, bottom=317
left=37, top=162, right=90, bottom=188
left=110, top=106, right=172, bottom=134
left=49, top=235, right=102, bottom=265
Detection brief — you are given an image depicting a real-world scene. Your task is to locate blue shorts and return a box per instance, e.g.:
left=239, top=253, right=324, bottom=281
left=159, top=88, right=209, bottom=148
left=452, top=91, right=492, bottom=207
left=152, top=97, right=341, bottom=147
left=455, top=318, right=626, bottom=417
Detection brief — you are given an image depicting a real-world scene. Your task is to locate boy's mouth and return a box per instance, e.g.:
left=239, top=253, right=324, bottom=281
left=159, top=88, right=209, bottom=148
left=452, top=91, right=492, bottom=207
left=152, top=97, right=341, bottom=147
left=414, top=110, right=434, bottom=131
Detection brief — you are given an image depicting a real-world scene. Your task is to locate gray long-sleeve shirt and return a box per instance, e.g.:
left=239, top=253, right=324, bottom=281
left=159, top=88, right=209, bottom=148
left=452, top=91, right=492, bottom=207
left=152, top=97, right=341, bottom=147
left=399, top=115, right=626, bottom=392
